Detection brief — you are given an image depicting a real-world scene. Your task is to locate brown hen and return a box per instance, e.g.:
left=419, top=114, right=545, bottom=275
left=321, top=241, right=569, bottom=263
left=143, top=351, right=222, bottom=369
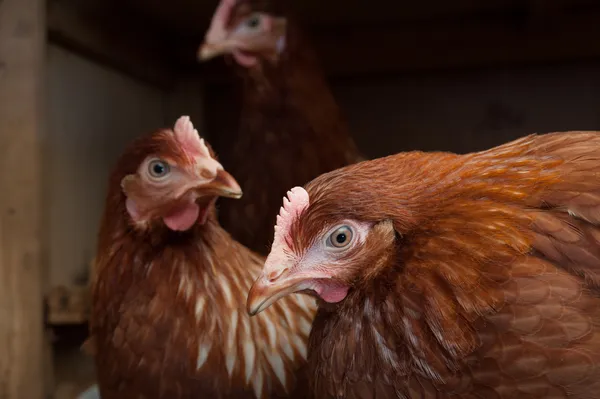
left=248, top=132, right=600, bottom=398
left=89, top=116, right=315, bottom=399
left=198, top=0, right=363, bottom=255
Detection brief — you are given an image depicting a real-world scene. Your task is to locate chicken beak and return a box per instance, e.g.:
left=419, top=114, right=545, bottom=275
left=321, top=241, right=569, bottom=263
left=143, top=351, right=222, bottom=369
left=197, top=169, right=243, bottom=199
left=247, top=271, right=307, bottom=316
left=198, top=42, right=224, bottom=61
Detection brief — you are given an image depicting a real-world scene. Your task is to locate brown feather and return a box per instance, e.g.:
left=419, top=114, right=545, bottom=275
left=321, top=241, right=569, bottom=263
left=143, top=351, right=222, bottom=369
left=90, top=127, right=316, bottom=398
left=276, top=132, right=600, bottom=398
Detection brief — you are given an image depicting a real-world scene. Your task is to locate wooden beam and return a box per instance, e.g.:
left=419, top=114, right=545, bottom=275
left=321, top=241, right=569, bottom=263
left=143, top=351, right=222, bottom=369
left=0, top=0, right=46, bottom=397
left=43, top=2, right=600, bottom=84
left=46, top=286, right=90, bottom=325
left=186, top=9, right=600, bottom=82
left=316, top=10, right=600, bottom=77
left=47, top=1, right=177, bottom=88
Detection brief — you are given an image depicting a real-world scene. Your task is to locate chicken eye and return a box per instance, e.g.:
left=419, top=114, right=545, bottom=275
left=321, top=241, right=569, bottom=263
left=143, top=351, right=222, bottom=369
left=327, top=226, right=353, bottom=249
left=148, top=159, right=170, bottom=179
left=245, top=14, right=261, bottom=29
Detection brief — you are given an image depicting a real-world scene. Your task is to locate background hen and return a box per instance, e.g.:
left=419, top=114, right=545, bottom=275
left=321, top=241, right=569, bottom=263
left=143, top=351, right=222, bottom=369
left=90, top=116, right=315, bottom=398
left=248, top=132, right=600, bottom=398
left=198, top=0, right=363, bottom=255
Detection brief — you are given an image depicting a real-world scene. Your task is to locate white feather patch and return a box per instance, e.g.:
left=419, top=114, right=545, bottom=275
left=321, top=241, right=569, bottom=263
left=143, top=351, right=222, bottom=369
left=298, top=316, right=312, bottom=337
left=243, top=340, right=256, bottom=384
left=178, top=277, right=193, bottom=300
left=266, top=351, right=287, bottom=388
left=253, top=370, right=264, bottom=399
left=292, top=335, right=307, bottom=359
left=225, top=310, right=239, bottom=376
left=195, top=297, right=206, bottom=321
left=197, top=343, right=212, bottom=369
left=221, top=279, right=233, bottom=307
left=262, top=314, right=277, bottom=348
left=278, top=303, right=293, bottom=329
left=281, top=341, right=295, bottom=362
left=187, top=237, right=317, bottom=398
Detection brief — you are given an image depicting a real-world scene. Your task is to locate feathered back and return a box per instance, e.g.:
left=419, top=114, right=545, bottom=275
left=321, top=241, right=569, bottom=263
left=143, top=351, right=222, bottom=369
left=291, top=132, right=600, bottom=397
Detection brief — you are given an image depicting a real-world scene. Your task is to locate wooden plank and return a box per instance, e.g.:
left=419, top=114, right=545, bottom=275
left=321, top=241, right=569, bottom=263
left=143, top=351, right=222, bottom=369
left=47, top=1, right=176, bottom=89
left=0, top=0, right=46, bottom=397
left=316, top=9, right=600, bottom=77
left=46, top=286, right=90, bottom=326
left=43, top=1, right=600, bottom=83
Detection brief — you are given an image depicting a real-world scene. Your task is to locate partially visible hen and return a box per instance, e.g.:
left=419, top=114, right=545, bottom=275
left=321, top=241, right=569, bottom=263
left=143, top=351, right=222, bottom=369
left=248, top=132, right=600, bottom=398
left=90, top=116, right=315, bottom=398
left=199, top=0, right=363, bottom=255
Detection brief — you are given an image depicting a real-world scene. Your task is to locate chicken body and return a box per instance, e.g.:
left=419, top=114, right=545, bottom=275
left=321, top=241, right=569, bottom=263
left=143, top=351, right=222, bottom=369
left=199, top=0, right=362, bottom=255
left=248, top=132, right=600, bottom=398
left=90, top=117, right=315, bottom=399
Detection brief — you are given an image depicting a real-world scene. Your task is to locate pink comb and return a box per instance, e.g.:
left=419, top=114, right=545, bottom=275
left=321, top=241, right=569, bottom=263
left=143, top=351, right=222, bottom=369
left=173, top=116, right=211, bottom=158
left=272, top=187, right=310, bottom=247
left=205, top=0, right=237, bottom=43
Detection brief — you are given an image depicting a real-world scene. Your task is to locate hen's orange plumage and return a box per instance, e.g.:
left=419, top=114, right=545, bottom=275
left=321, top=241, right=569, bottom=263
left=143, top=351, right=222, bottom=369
left=248, top=132, right=600, bottom=398
left=89, top=117, right=315, bottom=399
left=199, top=0, right=363, bottom=255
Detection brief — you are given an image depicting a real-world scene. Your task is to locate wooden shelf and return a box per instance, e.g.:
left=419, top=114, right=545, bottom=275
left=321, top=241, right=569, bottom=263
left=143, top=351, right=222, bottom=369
left=46, top=285, right=91, bottom=326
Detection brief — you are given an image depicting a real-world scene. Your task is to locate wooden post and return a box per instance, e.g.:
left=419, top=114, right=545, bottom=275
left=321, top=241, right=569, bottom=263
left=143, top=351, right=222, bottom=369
left=0, top=0, right=46, bottom=397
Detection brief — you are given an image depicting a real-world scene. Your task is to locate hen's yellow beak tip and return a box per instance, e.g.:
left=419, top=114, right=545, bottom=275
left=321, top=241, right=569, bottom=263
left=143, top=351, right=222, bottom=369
left=197, top=43, right=222, bottom=62
left=246, top=272, right=305, bottom=316
left=246, top=280, right=269, bottom=316
left=199, top=169, right=243, bottom=199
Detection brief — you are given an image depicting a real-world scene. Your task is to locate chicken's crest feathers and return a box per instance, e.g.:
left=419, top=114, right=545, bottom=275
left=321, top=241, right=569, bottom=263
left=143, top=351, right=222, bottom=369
left=173, top=115, right=211, bottom=159
left=263, top=187, right=310, bottom=276
left=273, top=186, right=309, bottom=248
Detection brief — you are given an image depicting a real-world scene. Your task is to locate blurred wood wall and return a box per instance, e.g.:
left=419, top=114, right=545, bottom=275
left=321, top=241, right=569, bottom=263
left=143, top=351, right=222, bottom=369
left=0, top=0, right=46, bottom=397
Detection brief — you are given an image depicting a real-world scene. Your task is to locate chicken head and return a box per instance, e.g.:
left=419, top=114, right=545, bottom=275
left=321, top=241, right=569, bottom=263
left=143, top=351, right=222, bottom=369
left=121, top=116, right=242, bottom=231
left=247, top=186, right=396, bottom=315
left=198, top=0, right=287, bottom=67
